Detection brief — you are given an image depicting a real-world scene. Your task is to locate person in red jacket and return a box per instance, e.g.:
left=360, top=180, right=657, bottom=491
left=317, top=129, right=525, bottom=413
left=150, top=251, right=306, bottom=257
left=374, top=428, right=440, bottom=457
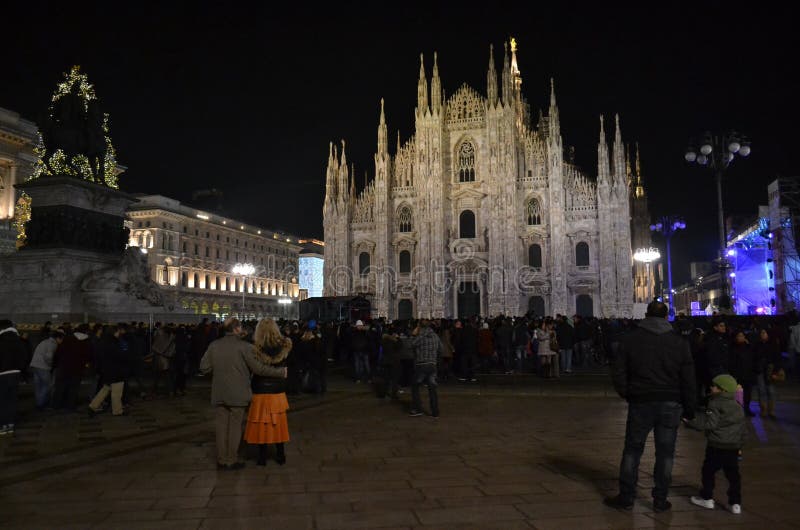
left=52, top=324, right=93, bottom=411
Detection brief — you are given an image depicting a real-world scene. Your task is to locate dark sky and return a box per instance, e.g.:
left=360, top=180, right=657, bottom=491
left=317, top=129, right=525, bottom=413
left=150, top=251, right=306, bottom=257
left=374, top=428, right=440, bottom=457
left=3, top=1, right=797, bottom=284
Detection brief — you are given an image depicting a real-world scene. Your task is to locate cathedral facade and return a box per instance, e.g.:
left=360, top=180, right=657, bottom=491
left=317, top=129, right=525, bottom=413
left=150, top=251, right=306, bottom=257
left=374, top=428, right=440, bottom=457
left=323, top=41, right=651, bottom=319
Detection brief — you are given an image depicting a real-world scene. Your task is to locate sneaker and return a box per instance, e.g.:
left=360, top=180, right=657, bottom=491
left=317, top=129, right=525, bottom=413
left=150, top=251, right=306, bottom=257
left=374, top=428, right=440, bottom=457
left=730, top=504, right=741, bottom=515
left=653, top=499, right=672, bottom=513
left=603, top=495, right=634, bottom=511
left=409, top=410, right=424, bottom=417
left=690, top=496, right=715, bottom=509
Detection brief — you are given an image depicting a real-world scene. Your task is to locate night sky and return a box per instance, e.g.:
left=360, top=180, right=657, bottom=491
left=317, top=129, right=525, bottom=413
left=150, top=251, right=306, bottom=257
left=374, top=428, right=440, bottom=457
left=3, top=2, right=797, bottom=285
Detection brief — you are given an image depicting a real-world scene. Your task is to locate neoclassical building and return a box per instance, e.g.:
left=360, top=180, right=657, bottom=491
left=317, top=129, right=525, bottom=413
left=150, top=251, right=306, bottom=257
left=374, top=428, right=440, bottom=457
left=323, top=40, right=651, bottom=319
left=0, top=107, right=37, bottom=253
left=126, top=195, right=302, bottom=319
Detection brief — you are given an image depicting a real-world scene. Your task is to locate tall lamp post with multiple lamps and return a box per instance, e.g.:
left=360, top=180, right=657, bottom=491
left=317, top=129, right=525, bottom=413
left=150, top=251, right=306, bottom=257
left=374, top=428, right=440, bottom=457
left=685, top=131, right=751, bottom=309
left=650, top=217, right=686, bottom=319
left=633, top=247, right=661, bottom=302
left=232, top=263, right=255, bottom=318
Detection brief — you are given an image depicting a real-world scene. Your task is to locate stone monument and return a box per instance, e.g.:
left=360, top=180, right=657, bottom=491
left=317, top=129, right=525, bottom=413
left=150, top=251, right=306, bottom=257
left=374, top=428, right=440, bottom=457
left=0, top=66, right=168, bottom=323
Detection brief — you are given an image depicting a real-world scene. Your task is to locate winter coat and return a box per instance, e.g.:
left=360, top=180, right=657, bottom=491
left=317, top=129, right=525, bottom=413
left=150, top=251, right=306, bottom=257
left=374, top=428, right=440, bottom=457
left=97, top=335, right=132, bottom=384
left=612, top=317, right=697, bottom=418
left=200, top=334, right=286, bottom=406
left=0, top=328, right=29, bottom=373
left=555, top=321, right=575, bottom=349
left=477, top=328, right=494, bottom=357
left=687, top=391, right=746, bottom=450
left=53, top=332, right=92, bottom=378
left=728, top=342, right=756, bottom=384
left=30, top=337, right=58, bottom=371
left=754, top=339, right=782, bottom=375
left=251, top=337, right=293, bottom=395
left=458, top=326, right=479, bottom=357
left=705, top=331, right=730, bottom=380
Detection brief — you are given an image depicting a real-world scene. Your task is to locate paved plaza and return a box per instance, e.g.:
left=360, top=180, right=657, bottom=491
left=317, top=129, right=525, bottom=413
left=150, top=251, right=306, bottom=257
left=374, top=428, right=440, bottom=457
left=1, top=373, right=799, bottom=529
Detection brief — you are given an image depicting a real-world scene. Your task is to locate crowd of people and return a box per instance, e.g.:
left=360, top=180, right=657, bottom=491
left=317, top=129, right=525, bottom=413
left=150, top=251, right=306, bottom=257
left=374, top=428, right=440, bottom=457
left=0, top=308, right=796, bottom=490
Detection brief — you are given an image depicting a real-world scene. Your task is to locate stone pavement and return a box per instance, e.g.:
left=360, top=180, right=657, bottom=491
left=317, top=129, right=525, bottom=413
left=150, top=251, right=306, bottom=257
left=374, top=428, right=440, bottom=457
left=1, top=373, right=799, bottom=529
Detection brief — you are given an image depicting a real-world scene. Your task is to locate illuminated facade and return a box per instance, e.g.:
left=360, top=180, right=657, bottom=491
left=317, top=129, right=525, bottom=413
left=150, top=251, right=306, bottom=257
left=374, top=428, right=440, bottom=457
left=126, top=195, right=301, bottom=318
left=323, top=40, right=647, bottom=318
left=299, top=239, right=325, bottom=298
left=0, top=107, right=37, bottom=252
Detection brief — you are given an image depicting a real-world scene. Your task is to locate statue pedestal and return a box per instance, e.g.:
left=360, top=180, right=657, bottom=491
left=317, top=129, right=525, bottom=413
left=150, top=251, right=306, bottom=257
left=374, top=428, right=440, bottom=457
left=0, top=177, right=177, bottom=323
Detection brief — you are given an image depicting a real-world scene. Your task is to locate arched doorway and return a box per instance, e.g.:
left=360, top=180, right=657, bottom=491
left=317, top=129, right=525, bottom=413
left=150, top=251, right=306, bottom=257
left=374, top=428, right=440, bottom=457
left=576, top=294, right=594, bottom=317
left=528, top=296, right=545, bottom=317
left=398, top=299, right=413, bottom=320
left=457, top=281, right=480, bottom=318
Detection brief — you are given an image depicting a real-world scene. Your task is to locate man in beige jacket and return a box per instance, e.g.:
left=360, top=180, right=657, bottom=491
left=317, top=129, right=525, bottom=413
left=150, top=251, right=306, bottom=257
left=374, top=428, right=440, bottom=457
left=200, top=318, right=287, bottom=469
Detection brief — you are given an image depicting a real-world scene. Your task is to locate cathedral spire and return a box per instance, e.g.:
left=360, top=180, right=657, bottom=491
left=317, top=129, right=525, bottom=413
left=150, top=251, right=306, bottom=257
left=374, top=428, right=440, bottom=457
left=634, top=142, right=645, bottom=198
left=510, top=37, right=522, bottom=95
left=349, top=163, right=355, bottom=200
left=612, top=113, right=625, bottom=187
left=430, top=52, right=442, bottom=114
left=396, top=130, right=401, bottom=154
left=487, top=44, right=498, bottom=107
left=325, top=141, right=337, bottom=203
left=416, top=53, right=429, bottom=115
left=548, top=78, right=560, bottom=139
left=597, top=115, right=610, bottom=186
left=626, top=144, right=633, bottom=187
left=501, top=41, right=512, bottom=106
left=377, top=98, right=388, bottom=158
left=338, top=139, right=349, bottom=204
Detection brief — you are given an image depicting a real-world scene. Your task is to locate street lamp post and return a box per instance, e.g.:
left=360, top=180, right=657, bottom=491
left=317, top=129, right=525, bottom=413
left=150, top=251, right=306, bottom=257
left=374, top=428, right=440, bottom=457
left=633, top=247, right=661, bottom=302
left=650, top=217, right=686, bottom=319
left=232, top=263, right=255, bottom=318
left=685, top=131, right=751, bottom=308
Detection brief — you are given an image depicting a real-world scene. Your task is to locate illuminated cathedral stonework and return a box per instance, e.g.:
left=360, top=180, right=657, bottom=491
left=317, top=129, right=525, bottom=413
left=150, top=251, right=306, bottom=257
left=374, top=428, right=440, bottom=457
left=323, top=41, right=651, bottom=319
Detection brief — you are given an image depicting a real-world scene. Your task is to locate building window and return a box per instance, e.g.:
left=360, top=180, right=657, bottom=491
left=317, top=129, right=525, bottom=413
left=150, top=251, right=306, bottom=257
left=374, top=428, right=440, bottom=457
left=215, top=277, right=220, bottom=290
left=459, top=210, right=476, bottom=239
left=194, top=244, right=199, bottom=255
left=575, top=242, right=590, bottom=267
left=183, top=226, right=187, bottom=233
left=205, top=274, right=210, bottom=289
left=398, top=206, right=413, bottom=232
left=193, top=273, right=200, bottom=288
left=195, top=229, right=199, bottom=236
left=216, top=249, right=220, bottom=258
left=526, top=198, right=542, bottom=225
left=205, top=247, right=209, bottom=257
left=226, top=250, right=229, bottom=260
left=457, top=141, right=476, bottom=182
left=216, top=234, right=220, bottom=241
left=224, top=277, right=229, bottom=291
left=528, top=244, right=542, bottom=268
left=399, top=250, right=411, bottom=273
left=162, top=222, right=167, bottom=229
left=137, top=221, right=142, bottom=228
left=145, top=221, right=151, bottom=227
left=206, top=232, right=210, bottom=238
left=359, top=252, right=370, bottom=276
left=182, top=242, right=187, bottom=253
left=181, top=272, right=188, bottom=287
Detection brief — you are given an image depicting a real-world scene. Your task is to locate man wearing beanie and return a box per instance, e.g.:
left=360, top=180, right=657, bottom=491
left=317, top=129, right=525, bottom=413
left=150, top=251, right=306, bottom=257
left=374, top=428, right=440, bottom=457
left=605, top=301, right=697, bottom=513
left=685, top=373, right=746, bottom=515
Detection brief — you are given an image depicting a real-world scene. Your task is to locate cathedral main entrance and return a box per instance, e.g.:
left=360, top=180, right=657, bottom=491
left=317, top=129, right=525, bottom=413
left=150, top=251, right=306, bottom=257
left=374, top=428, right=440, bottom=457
left=398, top=299, right=413, bottom=320
left=457, top=281, right=481, bottom=318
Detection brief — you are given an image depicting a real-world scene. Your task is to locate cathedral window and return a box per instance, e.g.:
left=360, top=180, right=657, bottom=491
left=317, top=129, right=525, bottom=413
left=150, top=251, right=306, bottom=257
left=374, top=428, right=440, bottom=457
left=399, top=250, right=411, bottom=273
left=398, top=206, right=413, bottom=232
left=575, top=242, right=590, bottom=267
left=459, top=210, right=476, bottom=239
left=528, top=244, right=542, bottom=269
left=359, top=252, right=371, bottom=276
left=457, top=141, right=476, bottom=182
left=526, top=198, right=542, bottom=225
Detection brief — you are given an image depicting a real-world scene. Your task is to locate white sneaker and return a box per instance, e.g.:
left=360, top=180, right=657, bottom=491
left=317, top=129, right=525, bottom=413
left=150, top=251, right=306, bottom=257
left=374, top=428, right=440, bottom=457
left=690, top=496, right=715, bottom=509
left=730, top=504, right=741, bottom=515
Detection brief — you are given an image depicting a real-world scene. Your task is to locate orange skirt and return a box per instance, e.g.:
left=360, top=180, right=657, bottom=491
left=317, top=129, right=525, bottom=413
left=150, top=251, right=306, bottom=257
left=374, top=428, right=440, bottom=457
left=244, top=392, right=290, bottom=444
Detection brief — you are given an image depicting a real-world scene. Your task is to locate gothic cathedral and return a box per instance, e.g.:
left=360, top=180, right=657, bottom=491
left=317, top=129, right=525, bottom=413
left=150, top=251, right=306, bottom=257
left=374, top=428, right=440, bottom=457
left=323, top=40, right=652, bottom=319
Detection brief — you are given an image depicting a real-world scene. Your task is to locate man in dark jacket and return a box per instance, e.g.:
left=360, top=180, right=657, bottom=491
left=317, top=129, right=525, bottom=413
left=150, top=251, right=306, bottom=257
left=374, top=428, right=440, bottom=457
left=604, top=301, right=697, bottom=513
left=704, top=317, right=730, bottom=381
left=556, top=315, right=575, bottom=373
left=0, top=320, right=30, bottom=435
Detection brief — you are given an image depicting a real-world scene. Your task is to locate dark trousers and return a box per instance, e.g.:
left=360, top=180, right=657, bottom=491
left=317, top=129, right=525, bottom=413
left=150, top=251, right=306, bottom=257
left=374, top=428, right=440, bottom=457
left=618, top=401, right=682, bottom=502
left=411, top=363, right=439, bottom=416
left=699, top=445, right=741, bottom=505
left=0, top=371, right=20, bottom=426
left=741, top=381, right=754, bottom=412
left=52, top=373, right=81, bottom=410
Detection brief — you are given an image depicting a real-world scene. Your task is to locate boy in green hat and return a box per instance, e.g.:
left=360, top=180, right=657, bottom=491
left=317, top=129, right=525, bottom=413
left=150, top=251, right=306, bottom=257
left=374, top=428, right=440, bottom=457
left=684, top=373, right=746, bottom=515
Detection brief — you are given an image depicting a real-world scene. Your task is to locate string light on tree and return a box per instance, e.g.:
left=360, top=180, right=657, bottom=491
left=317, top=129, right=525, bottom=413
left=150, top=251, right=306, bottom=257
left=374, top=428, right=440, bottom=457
left=30, top=65, right=119, bottom=188
left=13, top=193, right=31, bottom=246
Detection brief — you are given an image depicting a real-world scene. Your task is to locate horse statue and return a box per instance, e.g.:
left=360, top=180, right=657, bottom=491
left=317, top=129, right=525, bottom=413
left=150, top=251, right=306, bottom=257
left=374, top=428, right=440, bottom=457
left=40, top=78, right=108, bottom=185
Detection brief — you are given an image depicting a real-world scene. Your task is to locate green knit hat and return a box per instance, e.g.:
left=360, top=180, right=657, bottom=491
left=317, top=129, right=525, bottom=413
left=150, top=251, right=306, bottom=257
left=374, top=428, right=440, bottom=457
left=712, top=374, right=738, bottom=393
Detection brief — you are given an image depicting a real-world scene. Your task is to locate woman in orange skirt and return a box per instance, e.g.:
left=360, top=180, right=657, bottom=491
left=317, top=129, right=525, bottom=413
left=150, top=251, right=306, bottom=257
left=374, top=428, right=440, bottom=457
left=245, top=318, right=293, bottom=466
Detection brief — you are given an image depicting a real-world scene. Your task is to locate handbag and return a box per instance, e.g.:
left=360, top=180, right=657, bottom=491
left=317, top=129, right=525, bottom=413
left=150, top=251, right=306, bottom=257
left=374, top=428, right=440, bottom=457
left=549, top=337, right=560, bottom=353
left=770, top=367, right=786, bottom=383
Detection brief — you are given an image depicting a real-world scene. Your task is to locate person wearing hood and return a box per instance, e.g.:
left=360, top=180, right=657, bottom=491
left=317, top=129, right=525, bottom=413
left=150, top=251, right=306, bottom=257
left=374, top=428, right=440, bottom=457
left=409, top=319, right=443, bottom=417
left=1, top=320, right=30, bottom=435
left=605, top=301, right=697, bottom=514
left=685, top=374, right=746, bottom=515
left=52, top=324, right=93, bottom=411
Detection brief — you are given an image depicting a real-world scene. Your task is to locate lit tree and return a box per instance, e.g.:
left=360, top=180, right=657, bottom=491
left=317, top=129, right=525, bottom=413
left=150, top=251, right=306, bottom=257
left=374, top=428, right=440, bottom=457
left=13, top=192, right=31, bottom=247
